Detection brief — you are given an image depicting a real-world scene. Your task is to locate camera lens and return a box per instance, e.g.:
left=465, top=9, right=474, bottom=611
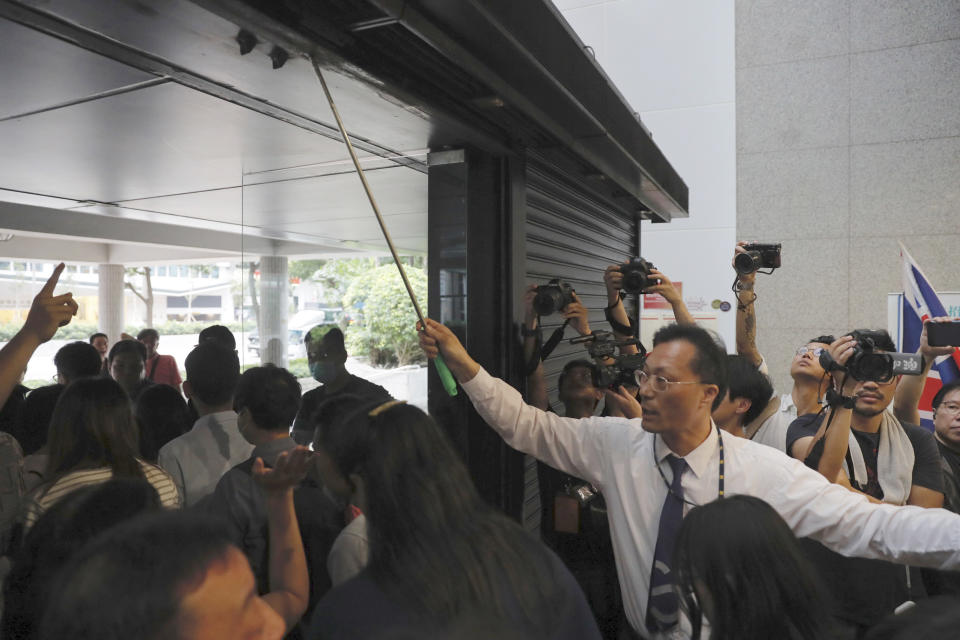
left=734, top=251, right=761, bottom=275
left=533, top=287, right=563, bottom=316
left=851, top=353, right=893, bottom=382
left=622, top=271, right=647, bottom=294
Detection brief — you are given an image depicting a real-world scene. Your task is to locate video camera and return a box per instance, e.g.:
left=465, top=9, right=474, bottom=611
left=819, top=329, right=925, bottom=383
left=569, top=330, right=646, bottom=388
left=533, top=279, right=575, bottom=316
left=619, top=257, right=657, bottom=295
left=734, top=243, right=782, bottom=275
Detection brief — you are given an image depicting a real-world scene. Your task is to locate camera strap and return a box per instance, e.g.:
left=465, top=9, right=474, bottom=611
left=540, top=319, right=570, bottom=360
left=522, top=317, right=570, bottom=376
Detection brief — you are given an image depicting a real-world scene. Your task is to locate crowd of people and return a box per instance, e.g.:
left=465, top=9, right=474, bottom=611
left=0, top=252, right=957, bottom=639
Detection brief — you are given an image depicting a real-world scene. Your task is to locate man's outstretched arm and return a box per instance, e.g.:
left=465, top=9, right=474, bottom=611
left=419, top=318, right=612, bottom=486
left=769, top=454, right=960, bottom=569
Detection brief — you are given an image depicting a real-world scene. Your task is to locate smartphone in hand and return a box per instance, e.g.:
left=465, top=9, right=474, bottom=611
left=927, top=321, right=960, bottom=348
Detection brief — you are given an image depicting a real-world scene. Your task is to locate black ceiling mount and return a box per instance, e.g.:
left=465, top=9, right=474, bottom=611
left=197, top=0, right=688, bottom=222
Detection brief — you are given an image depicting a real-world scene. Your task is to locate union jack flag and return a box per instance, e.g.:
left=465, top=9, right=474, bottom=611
left=899, top=242, right=960, bottom=430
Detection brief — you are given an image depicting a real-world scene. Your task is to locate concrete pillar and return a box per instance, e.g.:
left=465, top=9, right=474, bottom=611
left=97, top=264, right=125, bottom=345
left=259, top=256, right=288, bottom=368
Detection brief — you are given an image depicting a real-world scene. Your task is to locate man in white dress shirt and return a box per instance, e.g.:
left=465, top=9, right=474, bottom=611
left=419, top=318, right=960, bottom=639
left=159, top=342, right=253, bottom=507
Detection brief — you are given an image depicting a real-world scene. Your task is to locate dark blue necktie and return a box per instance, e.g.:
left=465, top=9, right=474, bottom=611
left=646, top=454, right=687, bottom=632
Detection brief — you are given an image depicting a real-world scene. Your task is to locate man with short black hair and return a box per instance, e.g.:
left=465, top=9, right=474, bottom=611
left=208, top=365, right=340, bottom=628
left=137, top=328, right=181, bottom=391
left=107, top=339, right=152, bottom=400
left=291, top=326, right=390, bottom=446
left=711, top=354, right=774, bottom=438
left=158, top=342, right=251, bottom=506
left=199, top=324, right=237, bottom=351
left=53, top=341, right=102, bottom=385
left=420, top=318, right=960, bottom=638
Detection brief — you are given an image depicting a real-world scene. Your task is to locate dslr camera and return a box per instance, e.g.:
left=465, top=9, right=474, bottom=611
left=533, top=278, right=575, bottom=316
left=619, top=257, right=657, bottom=294
left=570, top=331, right=646, bottom=388
left=819, top=329, right=925, bottom=383
left=734, top=243, right=782, bottom=275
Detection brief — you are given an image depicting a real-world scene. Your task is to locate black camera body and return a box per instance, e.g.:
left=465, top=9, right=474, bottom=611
left=734, top=243, right=782, bottom=275
left=619, top=257, right=657, bottom=295
left=570, top=331, right=646, bottom=388
left=818, top=329, right=925, bottom=383
left=533, top=279, right=575, bottom=316
left=845, top=330, right=896, bottom=382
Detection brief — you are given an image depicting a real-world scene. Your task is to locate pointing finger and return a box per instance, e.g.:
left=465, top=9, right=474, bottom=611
left=39, top=263, right=65, bottom=297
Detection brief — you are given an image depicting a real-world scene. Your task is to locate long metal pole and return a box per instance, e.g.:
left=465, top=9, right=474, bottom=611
left=311, top=59, right=425, bottom=323
left=311, top=59, right=457, bottom=395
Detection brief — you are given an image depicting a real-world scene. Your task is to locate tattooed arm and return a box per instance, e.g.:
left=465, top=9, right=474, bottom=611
left=734, top=242, right=762, bottom=367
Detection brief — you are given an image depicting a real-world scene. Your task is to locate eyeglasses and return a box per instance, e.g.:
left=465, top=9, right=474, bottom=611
left=635, top=370, right=707, bottom=392
left=795, top=346, right=825, bottom=357
left=938, top=403, right=960, bottom=417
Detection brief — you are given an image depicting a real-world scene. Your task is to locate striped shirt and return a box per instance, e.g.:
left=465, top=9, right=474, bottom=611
left=22, top=460, right=181, bottom=529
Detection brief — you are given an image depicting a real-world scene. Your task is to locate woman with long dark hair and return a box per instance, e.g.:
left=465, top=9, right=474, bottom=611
left=308, top=397, right=600, bottom=640
left=21, top=377, right=180, bottom=530
left=674, top=495, right=843, bottom=640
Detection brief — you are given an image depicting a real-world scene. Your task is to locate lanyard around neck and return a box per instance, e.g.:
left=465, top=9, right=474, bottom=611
left=653, top=426, right=725, bottom=507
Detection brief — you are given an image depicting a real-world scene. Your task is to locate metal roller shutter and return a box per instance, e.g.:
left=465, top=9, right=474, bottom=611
left=520, top=152, right=640, bottom=532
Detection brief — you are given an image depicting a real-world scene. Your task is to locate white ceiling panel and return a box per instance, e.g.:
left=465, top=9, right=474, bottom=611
left=238, top=166, right=426, bottom=227
left=0, top=81, right=377, bottom=205
left=0, top=18, right=155, bottom=120
left=271, top=212, right=426, bottom=239
left=16, top=0, right=433, bottom=153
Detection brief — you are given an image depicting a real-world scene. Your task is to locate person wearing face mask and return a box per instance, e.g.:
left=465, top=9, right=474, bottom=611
left=291, top=327, right=391, bottom=447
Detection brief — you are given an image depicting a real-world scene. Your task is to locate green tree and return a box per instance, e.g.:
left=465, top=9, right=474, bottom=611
left=289, top=260, right=326, bottom=282
left=316, top=258, right=377, bottom=307
left=342, top=264, right=426, bottom=366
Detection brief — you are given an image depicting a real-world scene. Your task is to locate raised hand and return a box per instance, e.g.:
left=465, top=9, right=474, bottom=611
left=253, top=446, right=313, bottom=494
left=562, top=292, right=591, bottom=336
left=921, top=317, right=959, bottom=359
left=604, top=264, right=624, bottom=304
left=523, top=284, right=538, bottom=327
left=604, top=385, right=642, bottom=419
left=417, top=317, right=480, bottom=382
left=732, top=241, right=756, bottom=287
left=23, top=263, right=77, bottom=344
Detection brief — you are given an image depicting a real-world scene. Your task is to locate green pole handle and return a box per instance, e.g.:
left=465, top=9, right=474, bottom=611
left=434, top=354, right=458, bottom=396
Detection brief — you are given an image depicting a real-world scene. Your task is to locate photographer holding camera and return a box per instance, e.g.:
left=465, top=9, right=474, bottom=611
left=787, top=330, right=942, bottom=506
left=604, top=261, right=694, bottom=338
left=785, top=329, right=943, bottom=633
left=732, top=241, right=831, bottom=452
left=521, top=284, right=622, bottom=638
